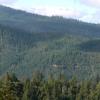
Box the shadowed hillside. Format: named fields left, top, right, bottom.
left=80, top=39, right=100, bottom=52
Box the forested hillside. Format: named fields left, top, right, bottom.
left=0, top=5, right=100, bottom=80
left=0, top=5, right=100, bottom=37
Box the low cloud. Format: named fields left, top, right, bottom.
left=0, top=0, right=17, bottom=5
left=81, top=0, right=100, bottom=8
left=28, top=7, right=82, bottom=19
left=79, top=9, right=100, bottom=23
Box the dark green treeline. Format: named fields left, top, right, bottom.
left=0, top=72, right=100, bottom=100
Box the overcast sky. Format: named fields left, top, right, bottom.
left=0, top=0, right=100, bottom=23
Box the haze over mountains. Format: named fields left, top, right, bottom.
left=0, top=5, right=100, bottom=79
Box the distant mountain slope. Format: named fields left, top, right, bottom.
left=0, top=5, right=100, bottom=37
left=1, top=5, right=100, bottom=80
left=0, top=25, right=99, bottom=80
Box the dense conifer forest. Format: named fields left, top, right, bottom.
left=0, top=72, right=100, bottom=100
left=0, top=5, right=100, bottom=80
left=1, top=6, right=100, bottom=99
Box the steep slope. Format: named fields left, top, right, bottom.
left=0, top=6, right=100, bottom=80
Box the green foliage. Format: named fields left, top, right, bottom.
left=0, top=72, right=100, bottom=100
left=0, top=23, right=100, bottom=80
left=0, top=73, right=23, bottom=100
left=0, top=5, right=100, bottom=80
left=1, top=5, right=100, bottom=100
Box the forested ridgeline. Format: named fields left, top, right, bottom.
left=1, top=5, right=100, bottom=79
left=0, top=72, right=100, bottom=100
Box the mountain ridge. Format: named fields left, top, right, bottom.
left=0, top=5, right=100, bottom=80
left=0, top=5, right=100, bottom=36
